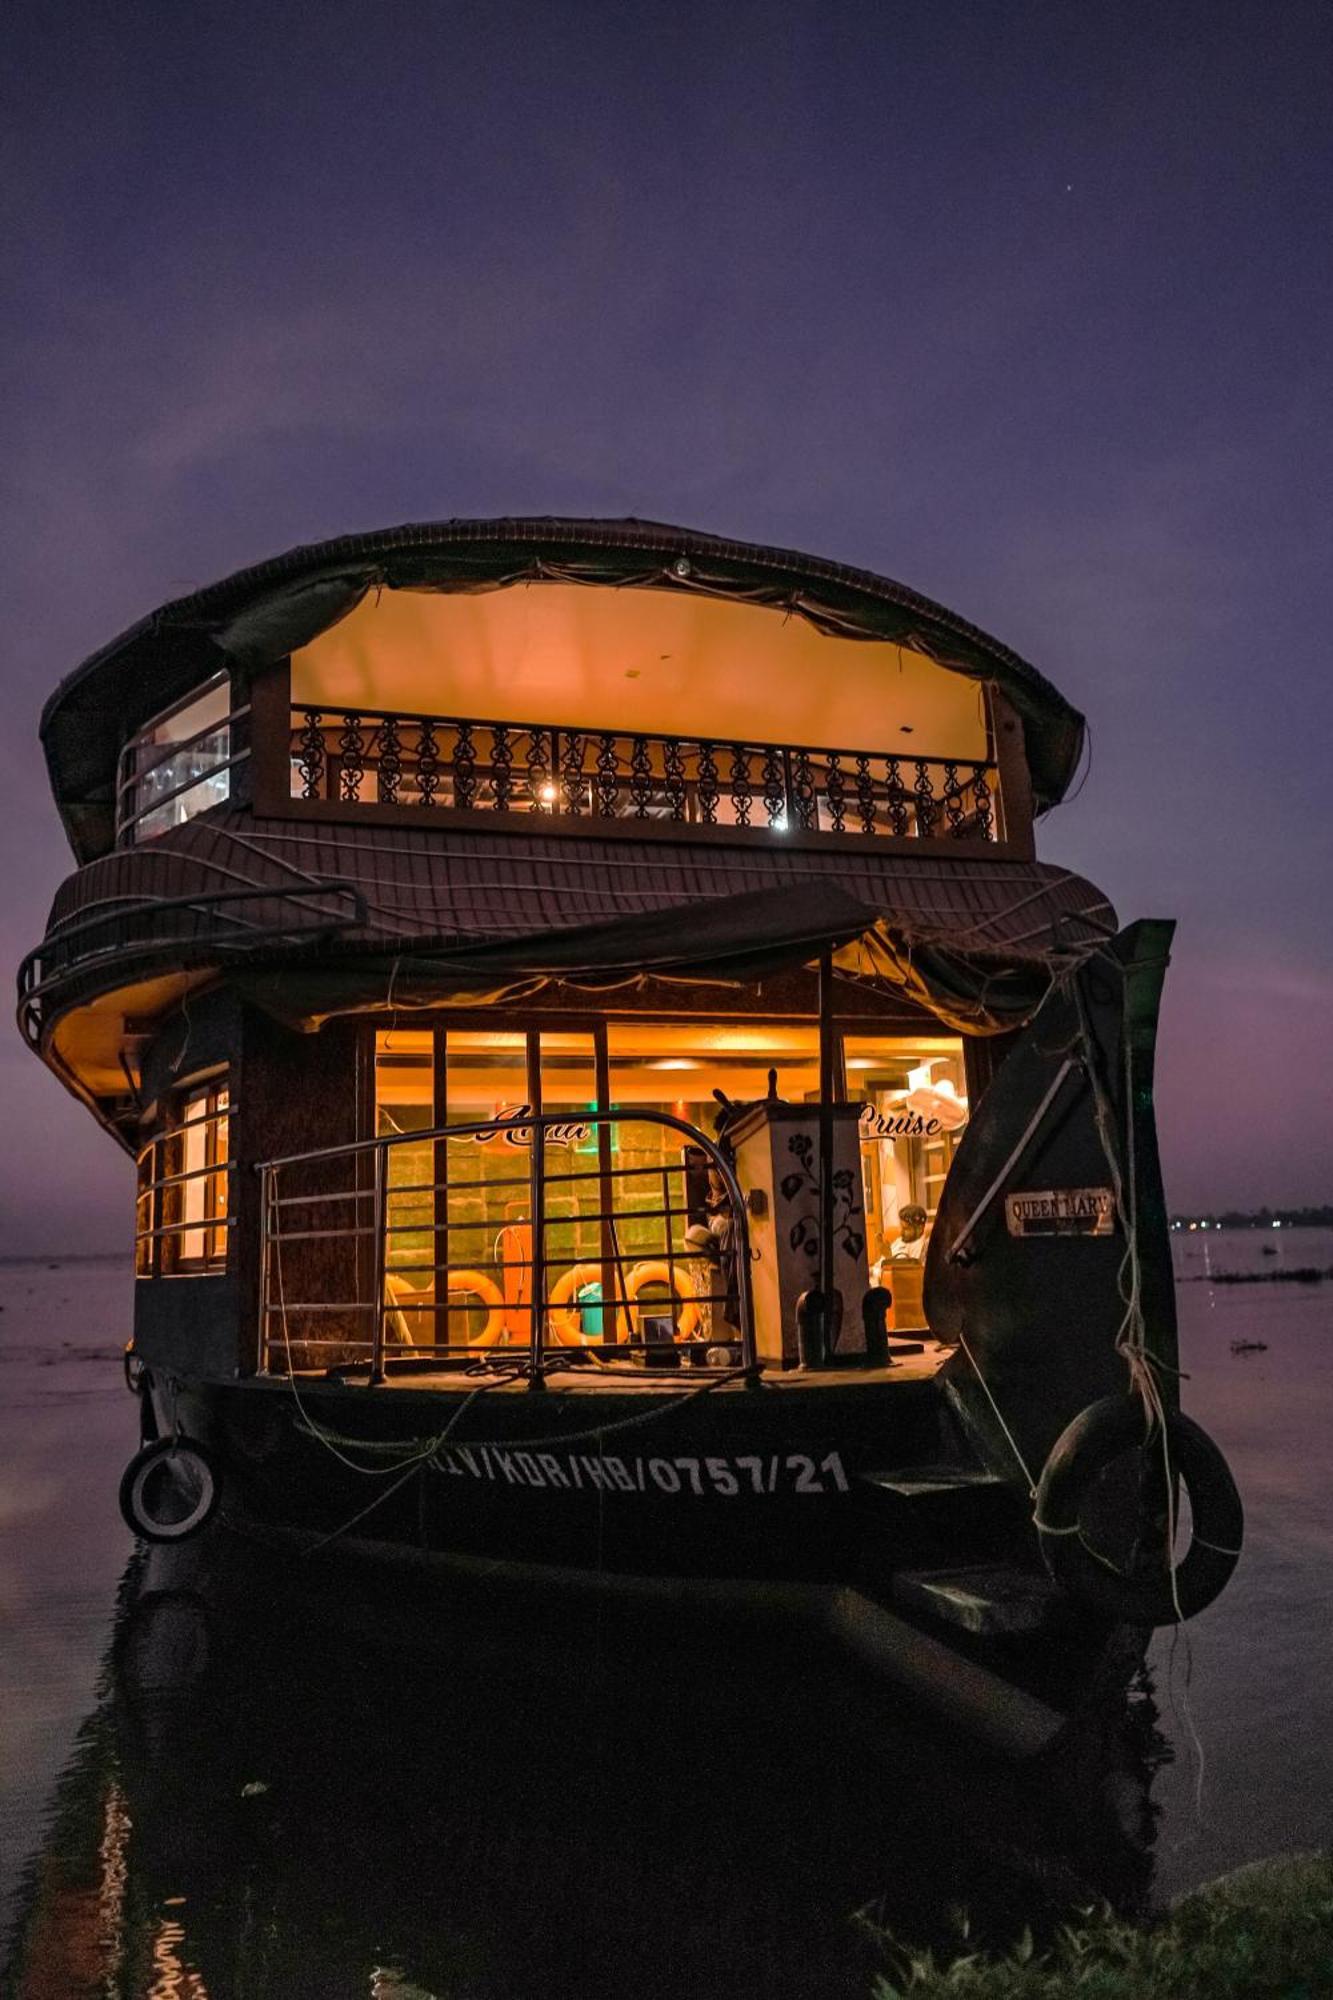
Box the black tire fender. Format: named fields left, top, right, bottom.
left=1034, top=1395, right=1242, bottom=1626
left=118, top=1437, right=221, bottom=1544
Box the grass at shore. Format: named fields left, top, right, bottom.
left=867, top=1854, right=1333, bottom=1998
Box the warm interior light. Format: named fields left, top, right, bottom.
left=290, top=582, right=989, bottom=759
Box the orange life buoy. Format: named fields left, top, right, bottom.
left=626, top=1260, right=702, bottom=1340
left=444, top=1268, right=507, bottom=1347
left=547, top=1262, right=606, bottom=1346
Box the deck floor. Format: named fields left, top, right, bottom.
left=346, top=1342, right=953, bottom=1394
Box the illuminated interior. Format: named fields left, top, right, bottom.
left=135, top=1075, right=231, bottom=1276
left=117, top=674, right=233, bottom=845
left=371, top=1018, right=967, bottom=1349
left=292, top=583, right=990, bottom=760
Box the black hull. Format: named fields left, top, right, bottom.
left=150, top=1371, right=1143, bottom=1745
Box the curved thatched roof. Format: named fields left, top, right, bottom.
left=40, top=516, right=1085, bottom=859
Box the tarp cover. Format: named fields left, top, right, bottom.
left=231, top=881, right=1101, bottom=1036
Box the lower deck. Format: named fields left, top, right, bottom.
left=305, top=1344, right=953, bottom=1393
left=174, top=1341, right=975, bottom=1581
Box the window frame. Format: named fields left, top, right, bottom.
left=116, top=672, right=248, bottom=846
left=135, top=1071, right=233, bottom=1278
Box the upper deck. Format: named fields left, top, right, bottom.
left=21, top=519, right=1106, bottom=1129
left=41, top=516, right=1083, bottom=862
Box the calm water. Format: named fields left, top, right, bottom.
left=1, top=1236, right=1330, bottom=1997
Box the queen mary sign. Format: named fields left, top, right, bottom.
left=1004, top=1188, right=1116, bottom=1237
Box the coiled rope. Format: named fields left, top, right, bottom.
left=268, top=1168, right=749, bottom=1478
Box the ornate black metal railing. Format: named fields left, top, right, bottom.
left=290, top=706, right=999, bottom=842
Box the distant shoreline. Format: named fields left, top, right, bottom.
left=1170, top=1208, right=1333, bottom=1231
left=0, top=1252, right=132, bottom=1267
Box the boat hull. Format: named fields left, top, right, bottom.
left=143, top=1368, right=1142, bottom=1736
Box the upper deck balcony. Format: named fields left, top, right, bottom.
left=40, top=519, right=1083, bottom=866
left=25, top=522, right=1099, bottom=1109
left=110, top=566, right=1041, bottom=857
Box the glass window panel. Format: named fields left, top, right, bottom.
left=531, top=1033, right=600, bottom=1310
left=177, top=1092, right=209, bottom=1263
left=604, top=1020, right=820, bottom=1341
left=443, top=1031, right=533, bottom=1347
left=120, top=675, right=233, bottom=842
left=210, top=1087, right=230, bottom=1263
left=374, top=1031, right=435, bottom=1340
left=135, top=1140, right=155, bottom=1277
left=151, top=1077, right=231, bottom=1274
left=373, top=1027, right=606, bottom=1350
left=841, top=1033, right=968, bottom=1281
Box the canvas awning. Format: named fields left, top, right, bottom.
left=233, top=878, right=1108, bottom=1035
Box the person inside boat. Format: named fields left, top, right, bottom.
left=890, top=1204, right=929, bottom=1262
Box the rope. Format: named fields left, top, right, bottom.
left=269, top=1162, right=748, bottom=1475
left=295, top=1366, right=750, bottom=1462
left=1071, top=958, right=1189, bottom=1629
left=269, top=1169, right=525, bottom=1477
left=950, top=950, right=1197, bottom=1664
left=1074, top=948, right=1208, bottom=1823
left=955, top=1327, right=1038, bottom=1494
left=947, top=1059, right=1078, bottom=1263
left=300, top=1461, right=426, bottom=1556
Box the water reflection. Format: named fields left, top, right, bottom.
left=5, top=1538, right=1170, bottom=2000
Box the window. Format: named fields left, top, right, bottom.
left=840, top=1034, right=969, bottom=1276
left=351, top=1017, right=970, bottom=1361
left=373, top=1027, right=601, bottom=1347
left=368, top=1020, right=825, bottom=1355
left=117, top=675, right=238, bottom=844
left=135, top=1076, right=232, bottom=1276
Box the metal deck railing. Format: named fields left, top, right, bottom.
left=291, top=704, right=1000, bottom=843
left=15, top=882, right=367, bottom=1049
left=258, top=1109, right=757, bottom=1382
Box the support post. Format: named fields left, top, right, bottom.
left=594, top=1027, right=621, bottom=1343
left=432, top=1027, right=450, bottom=1354
left=527, top=1030, right=547, bottom=1390
left=369, top=1144, right=387, bottom=1383
left=818, top=947, right=837, bottom=1352
left=257, top=1164, right=272, bottom=1372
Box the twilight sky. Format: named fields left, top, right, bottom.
left=2, top=0, right=1330, bottom=1252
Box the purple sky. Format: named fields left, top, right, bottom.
left=2, top=1, right=1330, bottom=1252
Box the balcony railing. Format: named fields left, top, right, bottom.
left=16, top=882, right=367, bottom=1050
left=290, top=706, right=999, bottom=842
left=258, top=1109, right=756, bottom=1382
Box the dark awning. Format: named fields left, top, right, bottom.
left=234, top=895, right=1083, bottom=1036
left=232, top=881, right=873, bottom=1024
left=41, top=813, right=1117, bottom=1038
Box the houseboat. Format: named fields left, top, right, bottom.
left=18, top=516, right=1242, bottom=1748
